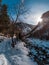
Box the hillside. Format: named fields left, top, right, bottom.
left=15, top=22, right=35, bottom=35
left=31, top=11, right=49, bottom=40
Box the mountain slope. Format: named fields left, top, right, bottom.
left=16, top=22, right=35, bottom=35
left=31, top=11, right=49, bottom=40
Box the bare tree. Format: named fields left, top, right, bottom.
left=15, top=0, right=25, bottom=23
left=9, top=0, right=39, bottom=43
left=8, top=0, right=26, bottom=47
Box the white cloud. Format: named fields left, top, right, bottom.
left=19, top=4, right=49, bottom=25
left=19, top=9, right=42, bottom=25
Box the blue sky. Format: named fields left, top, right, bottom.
left=2, top=0, right=49, bottom=25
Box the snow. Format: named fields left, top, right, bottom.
left=22, top=27, right=31, bottom=35
left=26, top=38, right=49, bottom=51
left=0, top=54, right=10, bottom=65
left=0, top=36, right=49, bottom=65
left=30, top=38, right=49, bottom=48
left=0, top=36, right=4, bottom=39
left=25, top=38, right=49, bottom=65
left=0, top=36, right=37, bottom=65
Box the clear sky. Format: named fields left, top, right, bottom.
left=2, top=0, right=49, bottom=25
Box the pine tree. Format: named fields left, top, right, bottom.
left=0, top=0, right=10, bottom=32
left=0, top=0, right=2, bottom=31
left=1, top=4, right=10, bottom=26
left=0, top=0, right=2, bottom=18
left=0, top=0, right=2, bottom=11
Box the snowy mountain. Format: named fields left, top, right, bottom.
left=31, top=11, right=49, bottom=40
left=16, top=22, right=35, bottom=35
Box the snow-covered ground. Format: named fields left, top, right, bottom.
left=0, top=37, right=37, bottom=65
left=25, top=38, right=49, bottom=65
left=0, top=36, right=49, bottom=65
left=26, top=38, right=49, bottom=48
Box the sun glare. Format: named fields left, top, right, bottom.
left=37, top=17, right=42, bottom=22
